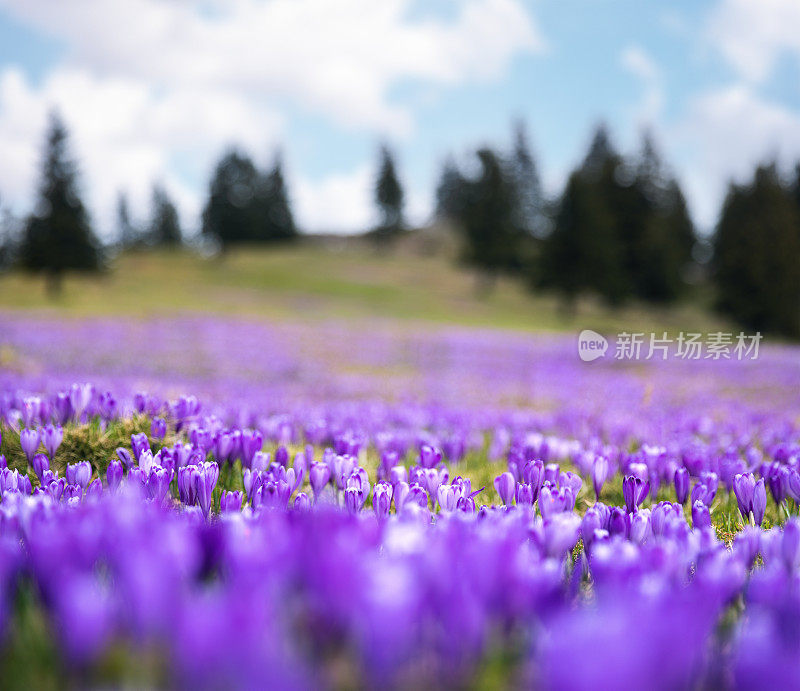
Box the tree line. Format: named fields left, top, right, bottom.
left=1, top=111, right=799, bottom=337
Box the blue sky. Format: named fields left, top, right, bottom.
left=0, top=0, right=799, bottom=237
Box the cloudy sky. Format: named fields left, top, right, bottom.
left=0, top=0, right=799, bottom=237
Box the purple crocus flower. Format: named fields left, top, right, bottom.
left=516, top=482, right=534, bottom=506
left=116, top=447, right=133, bottom=469
left=437, top=483, right=459, bottom=513
left=42, top=424, right=64, bottom=458
left=393, top=481, right=410, bottom=511
left=404, top=483, right=429, bottom=511
left=147, top=466, right=172, bottom=504
left=66, top=461, right=92, bottom=490
left=19, top=428, right=41, bottom=463
left=622, top=475, right=649, bottom=513
left=150, top=418, right=167, bottom=440
left=275, top=446, right=289, bottom=467
left=294, top=492, right=311, bottom=511
left=522, top=459, right=545, bottom=498
left=592, top=456, right=609, bottom=500
left=673, top=467, right=689, bottom=504
left=768, top=465, right=790, bottom=507
left=390, top=465, right=408, bottom=486
left=753, top=478, right=767, bottom=527
left=220, top=490, right=243, bottom=513
left=238, top=429, right=263, bottom=469
left=344, top=487, right=361, bottom=515
left=194, top=463, right=219, bottom=518
left=493, top=472, right=516, bottom=506
left=347, top=468, right=371, bottom=508
left=130, top=433, right=150, bottom=461
left=734, top=473, right=756, bottom=522
left=692, top=500, right=712, bottom=530
left=373, top=482, right=393, bottom=518
left=106, top=459, right=123, bottom=492
left=544, top=463, right=560, bottom=485
left=69, top=383, right=93, bottom=421
left=309, top=462, right=331, bottom=499
left=32, top=453, right=50, bottom=481
left=418, top=444, right=442, bottom=469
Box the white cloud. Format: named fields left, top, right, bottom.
left=620, top=45, right=664, bottom=126
left=0, top=66, right=283, bottom=238
left=708, top=0, right=800, bottom=82
left=669, top=84, right=800, bottom=229
left=0, top=0, right=542, bottom=233
left=0, top=0, right=543, bottom=135
left=293, top=165, right=375, bottom=234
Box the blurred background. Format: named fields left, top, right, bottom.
left=0, top=0, right=798, bottom=337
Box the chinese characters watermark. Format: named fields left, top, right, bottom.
left=578, top=330, right=761, bottom=362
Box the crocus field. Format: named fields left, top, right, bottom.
left=1, top=313, right=800, bottom=689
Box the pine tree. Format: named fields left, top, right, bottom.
left=116, top=192, right=140, bottom=248
left=511, top=121, right=545, bottom=236
left=202, top=149, right=296, bottom=249
left=539, top=170, right=620, bottom=304
left=149, top=185, right=182, bottom=246
left=629, top=134, right=695, bottom=302
left=374, top=144, right=404, bottom=243
left=19, top=111, right=100, bottom=293
left=713, top=164, right=800, bottom=337
left=435, top=156, right=466, bottom=220
left=539, top=125, right=629, bottom=304
left=259, top=153, right=297, bottom=242
left=458, top=148, right=523, bottom=291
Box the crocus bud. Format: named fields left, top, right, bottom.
left=692, top=500, right=711, bottom=530
left=592, top=456, right=609, bottom=500
left=130, top=433, right=150, bottom=461
left=18, top=474, right=32, bottom=495
left=66, top=461, right=92, bottom=490
left=275, top=446, right=289, bottom=467
left=390, top=465, right=408, bottom=486
left=753, top=478, right=767, bottom=527
left=344, top=487, right=361, bottom=515
left=116, top=448, right=133, bottom=469
left=622, top=475, right=649, bottom=513
left=220, top=490, right=243, bottom=513
left=309, top=462, right=331, bottom=498
left=674, top=467, right=689, bottom=504
left=69, top=383, right=93, bottom=420
left=373, top=482, right=393, bottom=518
left=106, top=459, right=123, bottom=491
left=150, top=418, right=167, bottom=440
left=238, top=429, right=263, bottom=469
left=32, top=453, right=50, bottom=481
left=394, top=481, right=410, bottom=511
left=493, top=472, right=516, bottom=506
left=544, top=463, right=560, bottom=485
left=19, top=428, right=41, bottom=463
left=419, top=444, right=442, bottom=469
left=42, top=424, right=64, bottom=459
left=733, top=473, right=756, bottom=522
left=251, top=451, right=270, bottom=472
left=85, top=479, right=103, bottom=501
left=294, top=492, right=311, bottom=511
left=515, top=482, right=534, bottom=506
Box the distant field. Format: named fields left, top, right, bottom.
left=0, top=242, right=729, bottom=335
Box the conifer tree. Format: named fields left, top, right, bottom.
left=511, top=121, right=545, bottom=236
left=260, top=154, right=297, bottom=241
left=116, top=192, right=140, bottom=248
left=713, top=164, right=800, bottom=337
left=149, top=185, right=182, bottom=246
left=19, top=111, right=100, bottom=293
left=458, top=148, right=523, bottom=291
left=374, top=144, right=404, bottom=243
